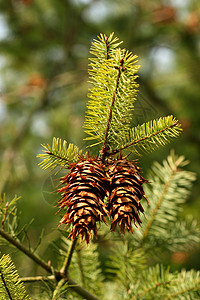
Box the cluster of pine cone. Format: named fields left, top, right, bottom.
left=57, top=157, right=148, bottom=243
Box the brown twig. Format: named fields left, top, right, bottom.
left=101, top=59, right=124, bottom=160
left=0, top=228, right=99, bottom=300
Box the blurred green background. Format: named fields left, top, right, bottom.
left=0, top=0, right=199, bottom=277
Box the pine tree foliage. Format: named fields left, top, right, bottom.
left=101, top=153, right=200, bottom=299
left=1, top=33, right=196, bottom=299
left=68, top=241, right=104, bottom=297
left=84, top=33, right=140, bottom=148
left=133, top=151, right=199, bottom=250
left=106, top=262, right=200, bottom=300
left=165, top=216, right=200, bottom=252
left=120, top=115, right=182, bottom=155
left=83, top=33, right=181, bottom=153
left=167, top=269, right=200, bottom=300
left=0, top=254, right=30, bottom=300
left=131, top=264, right=175, bottom=299
left=37, top=137, right=85, bottom=173
left=0, top=194, right=21, bottom=245
left=131, top=265, right=200, bottom=300
left=106, top=241, right=146, bottom=287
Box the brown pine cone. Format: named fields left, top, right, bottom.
left=57, top=158, right=108, bottom=243
left=106, top=159, right=148, bottom=234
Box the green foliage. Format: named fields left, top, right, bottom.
left=100, top=152, right=200, bottom=299
left=83, top=33, right=181, bottom=153
left=133, top=151, right=199, bottom=251
left=68, top=241, right=104, bottom=297
left=37, top=137, right=85, bottom=173
left=0, top=194, right=21, bottom=244
left=1, top=152, right=200, bottom=299
left=121, top=115, right=182, bottom=155
left=37, top=33, right=181, bottom=169
left=84, top=33, right=140, bottom=148
left=106, top=242, right=146, bottom=289
left=0, top=254, right=30, bottom=300
left=132, top=265, right=200, bottom=299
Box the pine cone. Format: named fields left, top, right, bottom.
left=106, top=159, right=148, bottom=234
left=58, top=158, right=108, bottom=243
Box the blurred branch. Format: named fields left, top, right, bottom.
left=0, top=227, right=99, bottom=300
left=60, top=239, right=77, bottom=275
left=0, top=227, right=53, bottom=274
left=20, top=275, right=55, bottom=282
left=52, top=278, right=66, bottom=300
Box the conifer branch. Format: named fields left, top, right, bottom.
left=37, top=137, right=84, bottom=173
left=132, top=279, right=172, bottom=299
left=84, top=33, right=140, bottom=149
left=136, top=151, right=197, bottom=248
left=164, top=270, right=200, bottom=299
left=0, top=254, right=31, bottom=300
left=0, top=228, right=99, bottom=300
left=0, top=271, right=13, bottom=300
left=141, top=171, right=174, bottom=244
left=119, top=116, right=182, bottom=155
left=0, top=227, right=53, bottom=274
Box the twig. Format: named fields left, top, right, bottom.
left=0, top=228, right=99, bottom=300
left=20, top=275, right=55, bottom=282
left=101, top=59, right=124, bottom=159
left=131, top=280, right=172, bottom=299
left=52, top=278, right=66, bottom=300
left=67, top=279, right=100, bottom=300
left=0, top=228, right=53, bottom=274
left=59, top=239, right=77, bottom=275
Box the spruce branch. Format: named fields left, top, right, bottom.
left=131, top=265, right=174, bottom=299
left=0, top=254, right=31, bottom=300
left=0, top=228, right=100, bottom=300
left=119, top=116, right=182, bottom=155
left=90, top=32, right=123, bottom=61
left=37, top=137, right=84, bottom=173
left=0, top=227, right=53, bottom=274
left=164, top=269, right=200, bottom=299
left=136, top=151, right=196, bottom=247
left=84, top=33, right=140, bottom=150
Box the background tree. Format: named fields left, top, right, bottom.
left=0, top=0, right=200, bottom=297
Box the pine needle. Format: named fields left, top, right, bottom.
left=37, top=137, right=85, bottom=174
left=0, top=254, right=30, bottom=300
